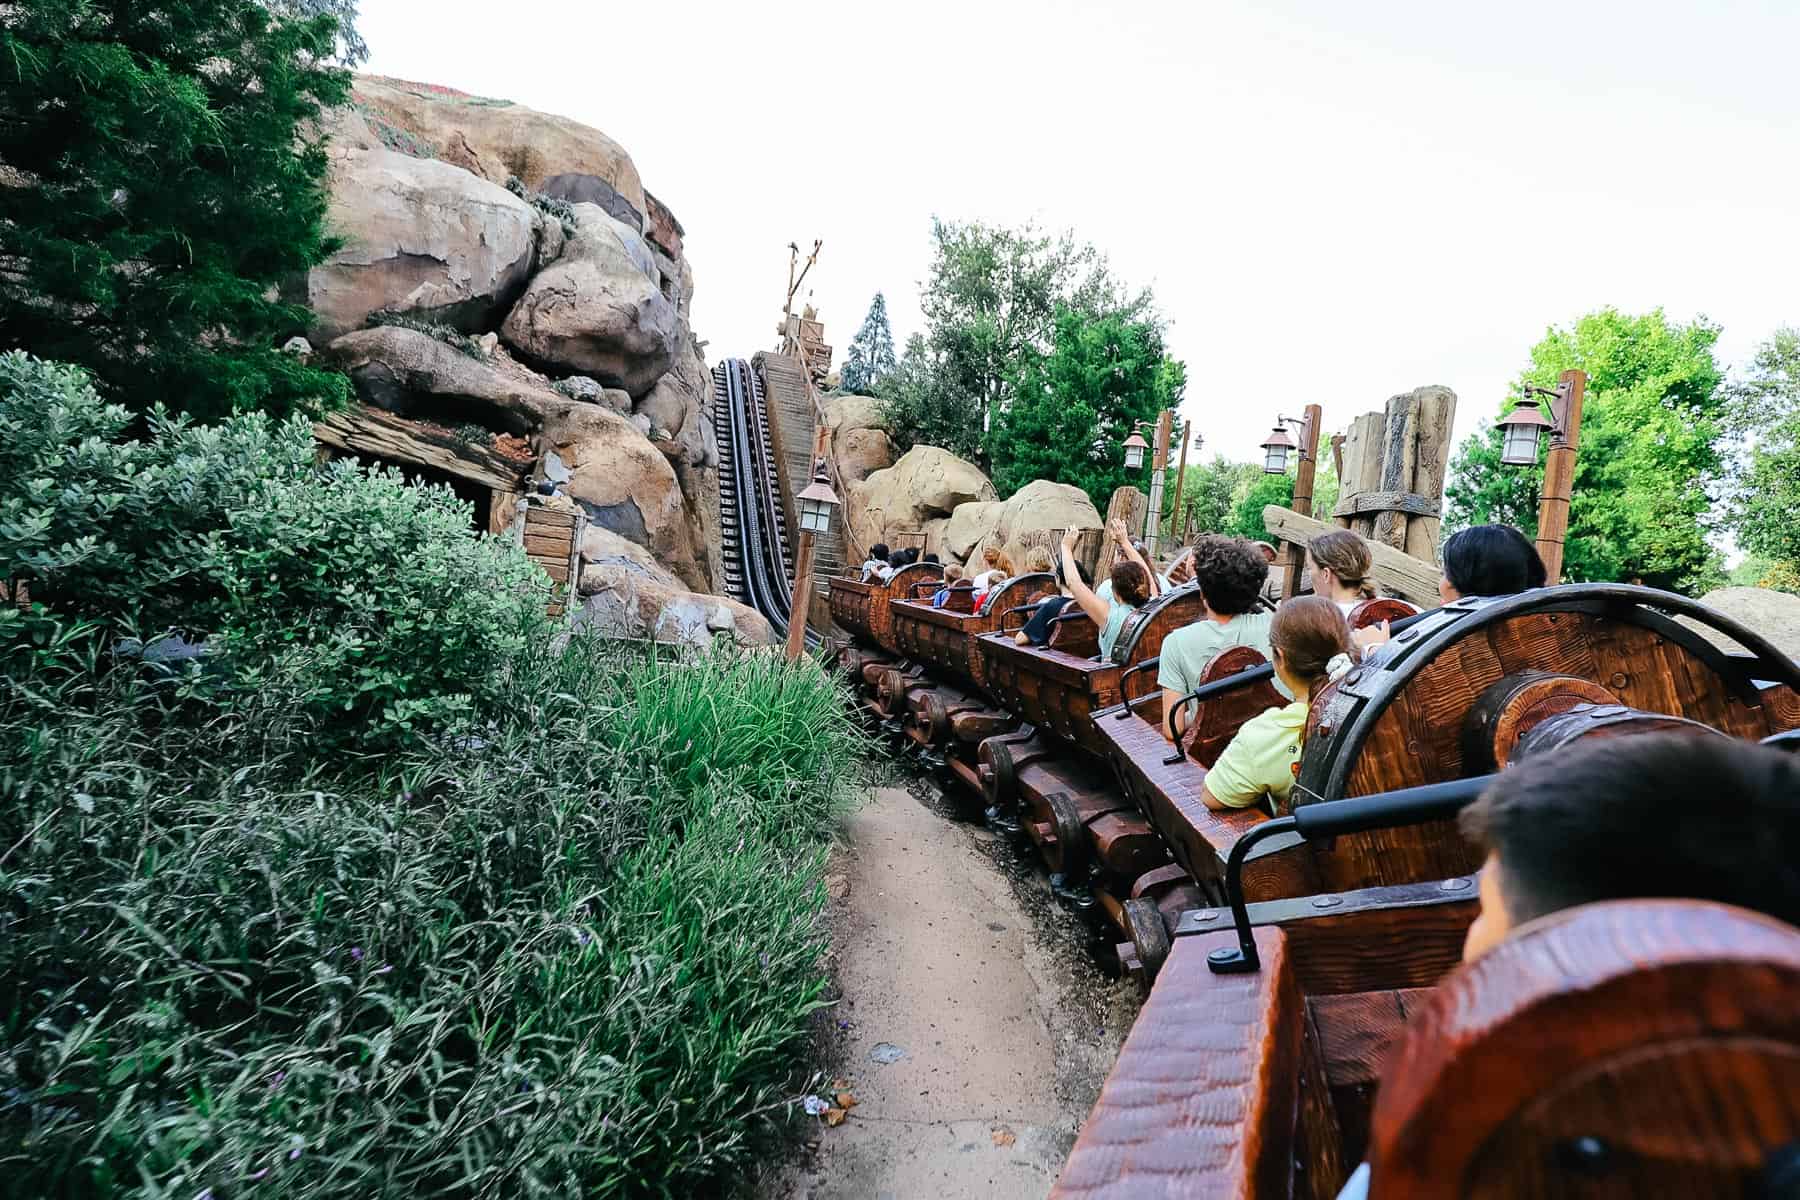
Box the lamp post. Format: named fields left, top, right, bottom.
left=1258, top=406, right=1322, bottom=599
left=1497, top=369, right=1586, bottom=585
left=1121, top=411, right=1176, bottom=557
left=786, top=452, right=840, bottom=663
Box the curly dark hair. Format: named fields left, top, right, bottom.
left=1189, top=535, right=1269, bottom=616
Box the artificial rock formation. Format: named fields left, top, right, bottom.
left=308, top=141, right=539, bottom=342
left=307, top=75, right=720, bottom=599
left=824, top=394, right=897, bottom=484
left=948, top=479, right=1103, bottom=571
left=1692, top=587, right=1800, bottom=662
left=501, top=204, right=680, bottom=395
left=847, top=445, right=997, bottom=560
left=575, top=527, right=775, bottom=650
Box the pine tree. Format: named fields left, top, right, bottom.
left=0, top=0, right=353, bottom=421
left=840, top=292, right=898, bottom=395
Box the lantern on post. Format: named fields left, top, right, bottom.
left=1260, top=424, right=1298, bottom=474
left=1121, top=430, right=1150, bottom=471
left=785, top=456, right=840, bottom=662
left=1496, top=372, right=1588, bottom=585
left=797, top=466, right=840, bottom=534
left=1497, top=393, right=1555, bottom=466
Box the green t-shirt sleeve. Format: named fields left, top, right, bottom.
left=1206, top=701, right=1306, bottom=809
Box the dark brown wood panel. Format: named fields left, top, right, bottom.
left=1051, top=929, right=1305, bottom=1200
left=1371, top=900, right=1800, bottom=1200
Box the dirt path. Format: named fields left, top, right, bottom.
left=769, top=782, right=1137, bottom=1199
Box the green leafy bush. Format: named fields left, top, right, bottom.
left=0, top=352, right=550, bottom=746
left=0, top=637, right=858, bottom=1197
left=0, top=353, right=864, bottom=1196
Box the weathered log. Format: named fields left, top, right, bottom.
left=1405, top=387, right=1457, bottom=563
left=1263, top=505, right=1443, bottom=606
left=1338, top=412, right=1387, bottom=536
left=1373, top=392, right=1421, bottom=549
left=315, top=404, right=531, bottom=493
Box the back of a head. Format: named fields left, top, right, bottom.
left=1190, top=536, right=1269, bottom=616
left=1309, top=529, right=1376, bottom=599
left=870, top=543, right=890, bottom=563
left=1025, top=548, right=1054, bottom=575
left=1111, top=560, right=1151, bottom=607
left=1270, top=595, right=1352, bottom=685
left=983, top=545, right=1001, bottom=568
left=1441, top=524, right=1545, bottom=598
left=923, top=551, right=940, bottom=565
left=1460, top=733, right=1800, bottom=929
left=944, top=564, right=964, bottom=584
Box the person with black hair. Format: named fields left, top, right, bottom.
left=1359, top=524, right=1547, bottom=653
left=1438, top=523, right=1545, bottom=602
left=860, top=543, right=891, bottom=583
left=1458, top=732, right=1800, bottom=961
left=1331, top=731, right=1800, bottom=1200
left=923, top=551, right=940, bottom=565
left=1156, top=536, right=1275, bottom=742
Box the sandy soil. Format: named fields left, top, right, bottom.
left=762, top=779, right=1138, bottom=1199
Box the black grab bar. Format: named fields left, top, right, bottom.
left=1206, top=774, right=1495, bottom=975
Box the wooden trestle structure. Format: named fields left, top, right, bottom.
left=827, top=563, right=1800, bottom=1198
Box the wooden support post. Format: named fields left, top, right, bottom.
left=1170, top=422, right=1196, bottom=546
left=785, top=527, right=817, bottom=662
left=1373, top=393, right=1421, bottom=549
left=1534, top=369, right=1586, bottom=585
left=1281, top=403, right=1323, bottom=600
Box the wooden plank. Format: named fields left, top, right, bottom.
left=1262, top=505, right=1443, bottom=606
left=1404, top=387, right=1457, bottom=563
left=1331, top=491, right=1441, bottom=519
left=1339, top=412, right=1387, bottom=537
left=523, top=532, right=573, bottom=557
left=523, top=507, right=579, bottom=529
left=1051, top=929, right=1305, bottom=1199
left=313, top=404, right=530, bottom=493
left=1100, top=487, right=1147, bottom=575
left=1373, top=393, right=1420, bottom=549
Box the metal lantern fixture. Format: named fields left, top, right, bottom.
left=1260, top=425, right=1297, bottom=474
left=1497, top=395, right=1555, bottom=466
left=797, top=463, right=839, bottom=534
left=1122, top=430, right=1150, bottom=471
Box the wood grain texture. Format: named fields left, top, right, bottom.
left=1097, top=703, right=1316, bottom=903
left=1052, top=929, right=1305, bottom=1200
left=1263, top=505, right=1443, bottom=606
left=1371, top=899, right=1800, bottom=1200
left=1318, top=608, right=1797, bottom=895
left=314, top=404, right=531, bottom=492
left=868, top=562, right=943, bottom=653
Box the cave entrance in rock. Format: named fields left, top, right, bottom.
left=345, top=450, right=504, bottom=534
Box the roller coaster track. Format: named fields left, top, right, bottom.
left=713, top=358, right=818, bottom=647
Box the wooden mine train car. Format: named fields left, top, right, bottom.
left=830, top=569, right=1800, bottom=1197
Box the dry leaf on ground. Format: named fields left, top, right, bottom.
left=991, top=1127, right=1017, bottom=1147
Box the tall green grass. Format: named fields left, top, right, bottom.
left=0, top=634, right=862, bottom=1198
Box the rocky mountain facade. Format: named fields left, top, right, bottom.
left=303, top=76, right=752, bottom=644
left=823, top=395, right=1104, bottom=574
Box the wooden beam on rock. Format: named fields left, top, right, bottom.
left=314, top=404, right=532, bottom=494
left=1263, top=505, right=1443, bottom=607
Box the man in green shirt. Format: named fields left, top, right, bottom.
left=1157, top=536, right=1276, bottom=743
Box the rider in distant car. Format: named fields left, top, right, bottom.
left=1057, top=526, right=1153, bottom=661
left=1157, top=536, right=1275, bottom=742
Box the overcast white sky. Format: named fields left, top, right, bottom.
left=361, top=0, right=1799, bottom=463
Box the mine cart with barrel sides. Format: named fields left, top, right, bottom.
left=829, top=568, right=1800, bottom=1197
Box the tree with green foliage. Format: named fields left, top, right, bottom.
left=875, top=333, right=986, bottom=462
left=264, top=0, right=368, bottom=63
left=0, top=0, right=353, bottom=422
left=986, top=308, right=1183, bottom=501
left=840, top=292, right=897, bottom=395
left=1444, top=308, right=1727, bottom=593
left=879, top=218, right=1154, bottom=463
left=1724, top=327, right=1800, bottom=585
left=1225, top=471, right=1296, bottom=541
left=1164, top=456, right=1260, bottom=539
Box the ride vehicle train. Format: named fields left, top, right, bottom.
left=827, top=553, right=1800, bottom=1198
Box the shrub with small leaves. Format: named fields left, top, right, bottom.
left=366, top=311, right=490, bottom=360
